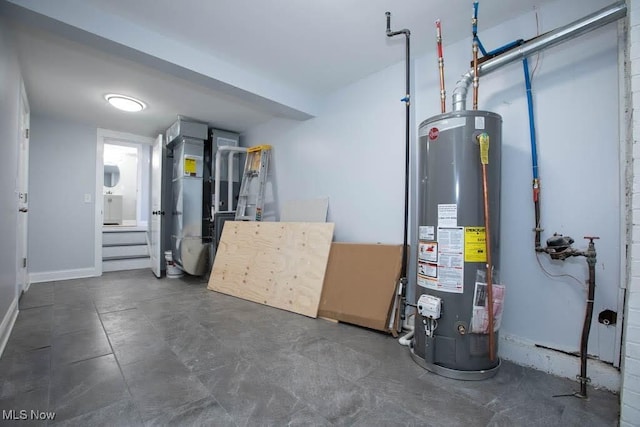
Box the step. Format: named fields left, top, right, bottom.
left=103, top=257, right=150, bottom=272
left=103, top=231, right=147, bottom=246
left=102, top=255, right=149, bottom=261
left=103, top=245, right=149, bottom=259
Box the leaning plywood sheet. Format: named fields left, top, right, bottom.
left=208, top=221, right=334, bottom=318
left=318, top=243, right=403, bottom=332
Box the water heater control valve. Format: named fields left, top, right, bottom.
left=417, top=294, right=442, bottom=319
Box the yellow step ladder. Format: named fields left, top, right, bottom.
left=235, top=145, right=271, bottom=221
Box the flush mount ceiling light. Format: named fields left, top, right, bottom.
left=104, top=94, right=146, bottom=112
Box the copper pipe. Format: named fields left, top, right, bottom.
left=436, top=20, right=446, bottom=113
left=478, top=133, right=495, bottom=360
left=472, top=39, right=479, bottom=110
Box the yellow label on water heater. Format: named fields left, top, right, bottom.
left=478, top=133, right=490, bottom=165
left=464, top=227, right=487, bottom=262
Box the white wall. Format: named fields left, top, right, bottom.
left=244, top=0, right=622, bottom=388
left=28, top=115, right=96, bottom=276
left=243, top=60, right=405, bottom=243
left=0, top=16, right=23, bottom=350
left=622, top=0, right=640, bottom=424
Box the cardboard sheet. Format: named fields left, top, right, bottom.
left=318, top=243, right=403, bottom=332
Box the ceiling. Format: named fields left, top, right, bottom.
left=5, top=0, right=565, bottom=136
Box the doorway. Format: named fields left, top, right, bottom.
left=95, top=129, right=153, bottom=275
left=103, top=143, right=141, bottom=227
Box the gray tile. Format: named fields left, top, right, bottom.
left=50, top=399, right=144, bottom=427
left=53, top=285, right=94, bottom=307
left=486, top=413, right=519, bottom=427
left=52, top=306, right=103, bottom=336
left=11, top=305, right=53, bottom=333
left=51, top=354, right=129, bottom=422
left=0, top=386, right=50, bottom=426
left=108, top=328, right=172, bottom=366
left=294, top=337, right=380, bottom=381
left=94, top=298, right=139, bottom=314
left=286, top=407, right=332, bottom=427
left=560, top=406, right=618, bottom=427
left=136, top=294, right=201, bottom=320
left=358, top=367, right=495, bottom=427
left=100, top=308, right=154, bottom=335
left=197, top=358, right=309, bottom=427
left=20, top=283, right=54, bottom=309
left=254, top=351, right=374, bottom=425
left=120, top=354, right=210, bottom=421
left=488, top=399, right=563, bottom=426
left=144, top=397, right=235, bottom=427
left=5, top=306, right=53, bottom=354
left=3, top=329, right=51, bottom=355
left=51, top=326, right=112, bottom=366
left=164, top=330, right=240, bottom=374
left=0, top=347, right=50, bottom=398
left=148, top=312, right=204, bottom=340
left=352, top=400, right=430, bottom=427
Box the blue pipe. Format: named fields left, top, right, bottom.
left=475, top=37, right=488, bottom=56
left=486, top=39, right=524, bottom=57
left=523, top=57, right=539, bottom=180
left=473, top=1, right=479, bottom=35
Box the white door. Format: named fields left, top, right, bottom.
left=150, top=133, right=163, bottom=277
left=16, top=83, right=30, bottom=294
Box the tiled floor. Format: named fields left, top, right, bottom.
left=0, top=270, right=619, bottom=426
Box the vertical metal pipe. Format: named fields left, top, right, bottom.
left=523, top=58, right=542, bottom=249
left=436, top=20, right=446, bottom=113
left=578, top=238, right=598, bottom=398
left=402, top=34, right=410, bottom=282
left=472, top=1, right=480, bottom=110
left=473, top=40, right=479, bottom=110
left=478, top=133, right=495, bottom=360
left=227, top=153, right=234, bottom=210
left=385, top=12, right=411, bottom=287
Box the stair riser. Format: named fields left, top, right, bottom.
left=103, top=232, right=146, bottom=246
left=103, top=258, right=150, bottom=272
left=103, top=245, right=149, bottom=258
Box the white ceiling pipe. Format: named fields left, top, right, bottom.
left=452, top=1, right=627, bottom=112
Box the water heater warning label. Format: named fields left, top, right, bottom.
left=464, top=227, right=487, bottom=263
left=437, top=204, right=457, bottom=228
left=417, top=227, right=464, bottom=294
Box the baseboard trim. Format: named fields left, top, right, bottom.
left=29, top=267, right=98, bottom=284
left=0, top=297, right=19, bottom=358
left=499, top=333, right=620, bottom=392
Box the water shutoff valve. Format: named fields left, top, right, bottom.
left=418, top=294, right=442, bottom=319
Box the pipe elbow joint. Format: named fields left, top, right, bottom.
left=452, top=71, right=473, bottom=111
